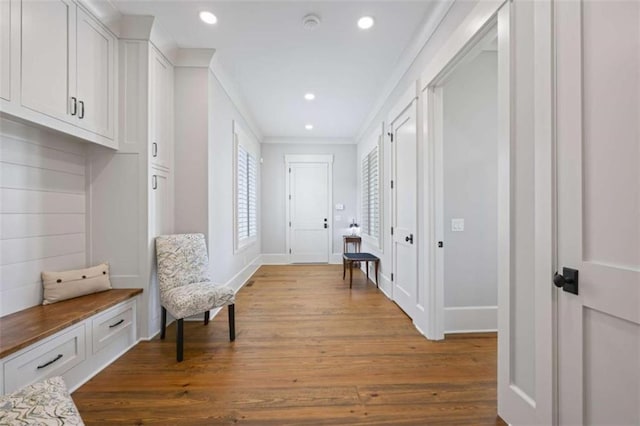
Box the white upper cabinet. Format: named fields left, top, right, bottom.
left=75, top=7, right=115, bottom=139
left=20, top=0, right=75, bottom=122
left=0, top=0, right=11, bottom=101
left=1, top=0, right=117, bottom=149
left=150, top=48, right=172, bottom=169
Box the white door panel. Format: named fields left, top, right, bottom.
left=289, top=162, right=330, bottom=263
left=392, top=100, right=418, bottom=318
left=556, top=1, right=640, bottom=424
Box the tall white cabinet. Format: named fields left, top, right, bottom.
left=1, top=0, right=117, bottom=148
left=88, top=22, right=175, bottom=339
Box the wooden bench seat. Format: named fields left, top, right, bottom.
left=0, top=289, right=142, bottom=359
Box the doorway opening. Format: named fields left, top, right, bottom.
left=434, top=28, right=499, bottom=336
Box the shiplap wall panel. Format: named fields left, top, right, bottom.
left=1, top=213, right=85, bottom=239
left=0, top=118, right=87, bottom=316
left=0, top=253, right=86, bottom=291
left=1, top=188, right=85, bottom=213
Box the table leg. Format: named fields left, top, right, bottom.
left=375, top=260, right=379, bottom=288
left=343, top=257, right=346, bottom=279
left=349, top=260, right=353, bottom=289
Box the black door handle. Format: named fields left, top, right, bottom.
left=553, top=267, right=579, bottom=295
left=70, top=97, right=77, bottom=116
left=78, top=100, right=85, bottom=119
left=405, top=234, right=414, bottom=244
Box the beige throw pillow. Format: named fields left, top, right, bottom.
left=42, top=263, right=112, bottom=305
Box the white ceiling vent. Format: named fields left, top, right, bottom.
left=302, top=14, right=321, bottom=31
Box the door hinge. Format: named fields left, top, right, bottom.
left=391, top=227, right=394, bottom=235
left=390, top=180, right=394, bottom=189
left=289, top=221, right=291, bottom=227
left=289, top=248, right=292, bottom=254
left=388, top=132, right=393, bottom=142
left=289, top=194, right=291, bottom=200
left=289, top=167, right=291, bottom=173
left=391, top=273, right=394, bottom=282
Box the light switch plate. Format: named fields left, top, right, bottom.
left=451, top=218, right=464, bottom=232
left=335, top=203, right=344, bottom=211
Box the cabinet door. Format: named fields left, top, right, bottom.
left=150, top=50, right=171, bottom=169
left=76, top=6, right=115, bottom=138
left=150, top=170, right=172, bottom=238
left=20, top=0, right=75, bottom=122
left=0, top=0, right=11, bottom=101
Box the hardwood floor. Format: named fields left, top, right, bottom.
left=73, top=265, right=505, bottom=425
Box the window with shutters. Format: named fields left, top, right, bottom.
left=361, top=144, right=380, bottom=243
left=235, top=131, right=258, bottom=251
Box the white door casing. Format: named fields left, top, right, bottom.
left=391, top=95, right=418, bottom=319
left=556, top=1, right=640, bottom=424
left=285, top=155, right=333, bottom=264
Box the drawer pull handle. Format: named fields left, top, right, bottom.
left=37, top=354, right=63, bottom=369
left=109, top=319, right=125, bottom=328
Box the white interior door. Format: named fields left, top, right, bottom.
left=392, top=99, right=418, bottom=318
left=556, top=1, right=640, bottom=424
left=288, top=162, right=330, bottom=263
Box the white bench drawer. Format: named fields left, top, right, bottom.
left=3, top=324, right=86, bottom=393
left=92, top=300, right=134, bottom=354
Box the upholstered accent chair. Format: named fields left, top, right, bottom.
left=155, top=233, right=236, bottom=362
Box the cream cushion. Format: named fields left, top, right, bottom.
left=42, top=263, right=112, bottom=305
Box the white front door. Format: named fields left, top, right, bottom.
left=391, top=99, right=418, bottom=318
left=288, top=161, right=330, bottom=263
left=556, top=1, right=640, bottom=424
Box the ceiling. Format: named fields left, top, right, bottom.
left=112, top=1, right=438, bottom=140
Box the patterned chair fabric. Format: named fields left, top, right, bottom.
left=156, top=234, right=235, bottom=319
left=0, top=376, right=84, bottom=425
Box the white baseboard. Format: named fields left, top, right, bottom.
left=261, top=253, right=343, bottom=265
left=444, top=306, right=498, bottom=334
left=260, top=253, right=289, bottom=264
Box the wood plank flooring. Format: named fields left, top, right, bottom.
left=73, top=265, right=505, bottom=425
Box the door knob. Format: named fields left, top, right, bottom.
left=405, top=234, right=414, bottom=244
left=553, top=267, right=579, bottom=295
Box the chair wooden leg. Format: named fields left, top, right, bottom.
left=160, top=307, right=167, bottom=340
left=342, top=258, right=346, bottom=279
left=176, top=319, right=184, bottom=362
left=204, top=310, right=210, bottom=325
left=349, top=261, right=353, bottom=289
left=228, top=304, right=236, bottom=342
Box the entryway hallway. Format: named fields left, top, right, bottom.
left=73, top=265, right=504, bottom=425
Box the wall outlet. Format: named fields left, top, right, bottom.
left=335, top=203, right=345, bottom=211
left=451, top=218, right=465, bottom=232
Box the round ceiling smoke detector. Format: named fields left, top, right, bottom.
left=302, top=14, right=321, bottom=31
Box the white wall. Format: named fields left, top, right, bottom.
left=0, top=118, right=87, bottom=316
left=174, top=68, right=261, bottom=289
left=261, top=143, right=357, bottom=260
left=208, top=71, right=261, bottom=285
left=356, top=1, right=479, bottom=301
left=442, top=51, right=498, bottom=332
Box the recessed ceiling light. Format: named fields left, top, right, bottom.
left=305, top=124, right=314, bottom=130
left=304, top=93, right=315, bottom=101
left=199, top=11, right=217, bottom=25
left=357, top=16, right=375, bottom=30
